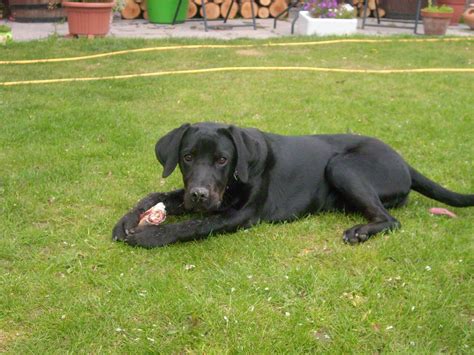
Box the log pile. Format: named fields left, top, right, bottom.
left=121, top=0, right=386, bottom=21
left=121, top=0, right=290, bottom=20
left=121, top=0, right=148, bottom=19
left=352, top=0, right=385, bottom=18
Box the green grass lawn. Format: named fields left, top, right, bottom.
left=0, top=36, right=473, bottom=353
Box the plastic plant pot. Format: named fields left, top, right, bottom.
left=147, top=0, right=189, bottom=24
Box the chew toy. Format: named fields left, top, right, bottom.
left=429, top=207, right=457, bottom=218
left=138, top=202, right=167, bottom=226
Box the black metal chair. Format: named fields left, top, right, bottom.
left=360, top=0, right=423, bottom=34
left=172, top=0, right=257, bottom=32
left=273, top=0, right=303, bottom=34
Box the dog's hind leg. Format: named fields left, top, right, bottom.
left=326, top=156, right=407, bottom=244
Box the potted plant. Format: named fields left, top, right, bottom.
left=463, top=3, right=474, bottom=30
left=436, top=0, right=465, bottom=25
left=62, top=0, right=116, bottom=37
left=297, top=0, right=357, bottom=36
left=0, top=25, right=12, bottom=45
left=146, top=0, right=189, bottom=24
left=421, top=0, right=454, bottom=35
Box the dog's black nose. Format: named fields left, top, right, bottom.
left=190, top=187, right=209, bottom=203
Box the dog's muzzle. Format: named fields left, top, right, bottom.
left=190, top=187, right=209, bottom=204
left=185, top=186, right=222, bottom=212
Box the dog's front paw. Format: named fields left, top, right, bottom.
left=112, top=213, right=140, bottom=242
left=124, top=225, right=176, bottom=248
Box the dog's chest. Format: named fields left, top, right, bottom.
left=259, top=167, right=331, bottom=222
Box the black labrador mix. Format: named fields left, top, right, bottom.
left=113, top=122, right=473, bottom=248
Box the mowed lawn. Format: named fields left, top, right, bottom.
left=0, top=37, right=473, bottom=353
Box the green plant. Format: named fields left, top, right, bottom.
left=336, top=4, right=356, bottom=19
left=0, top=24, right=12, bottom=44
left=303, top=0, right=356, bottom=19
left=0, top=24, right=11, bottom=33
left=113, top=0, right=125, bottom=12
left=422, top=0, right=454, bottom=13
left=62, top=0, right=122, bottom=11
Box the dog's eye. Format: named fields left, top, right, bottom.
left=183, top=154, right=193, bottom=162
left=217, top=157, right=227, bottom=165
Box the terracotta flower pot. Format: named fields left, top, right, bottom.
left=436, top=0, right=465, bottom=25
left=421, top=10, right=453, bottom=35
left=63, top=1, right=115, bottom=37
left=463, top=5, right=474, bottom=30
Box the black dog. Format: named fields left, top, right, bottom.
left=113, top=122, right=473, bottom=248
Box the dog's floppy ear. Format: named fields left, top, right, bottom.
left=155, top=123, right=190, bottom=178
left=226, top=125, right=267, bottom=183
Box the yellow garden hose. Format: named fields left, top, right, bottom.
left=0, top=37, right=472, bottom=65
left=1, top=66, right=474, bottom=87
left=0, top=37, right=472, bottom=86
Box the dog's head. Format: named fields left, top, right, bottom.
left=155, top=122, right=267, bottom=212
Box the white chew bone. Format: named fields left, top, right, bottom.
left=138, top=202, right=167, bottom=226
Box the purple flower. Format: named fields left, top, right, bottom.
left=305, top=0, right=354, bottom=18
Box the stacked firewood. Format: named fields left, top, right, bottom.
left=189, top=0, right=289, bottom=20
left=121, top=0, right=386, bottom=21
left=121, top=0, right=290, bottom=20
left=121, top=0, right=148, bottom=19
left=352, top=0, right=385, bottom=18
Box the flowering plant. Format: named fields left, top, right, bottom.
left=0, top=24, right=12, bottom=45
left=303, top=0, right=356, bottom=19
left=422, top=0, right=453, bottom=13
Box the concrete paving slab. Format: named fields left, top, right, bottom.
left=1, top=16, right=473, bottom=42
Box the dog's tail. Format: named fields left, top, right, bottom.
left=409, top=167, right=474, bottom=207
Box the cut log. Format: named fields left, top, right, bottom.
left=220, top=0, right=239, bottom=19
left=200, top=2, right=220, bottom=19
left=368, top=0, right=377, bottom=10
left=257, top=6, right=269, bottom=18
left=240, top=1, right=258, bottom=18
left=258, top=0, right=271, bottom=6
left=121, top=0, right=141, bottom=19
left=143, top=10, right=148, bottom=19
left=269, top=0, right=287, bottom=18
left=140, top=0, right=147, bottom=11
left=358, top=7, right=370, bottom=17
left=194, top=0, right=207, bottom=5
left=375, top=7, right=385, bottom=18
left=187, top=0, right=197, bottom=18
